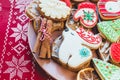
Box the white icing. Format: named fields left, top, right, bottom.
left=27, top=3, right=40, bottom=16
left=74, top=8, right=97, bottom=26
left=39, top=0, right=71, bottom=19
left=105, top=1, right=120, bottom=13
left=59, top=28, right=92, bottom=68
left=110, top=69, right=120, bottom=80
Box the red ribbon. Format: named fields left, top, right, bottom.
left=38, top=19, right=51, bottom=41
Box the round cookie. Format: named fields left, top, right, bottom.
left=38, top=0, right=71, bottom=21
left=73, top=2, right=98, bottom=28
left=110, top=43, right=120, bottom=63
left=98, top=0, right=120, bottom=20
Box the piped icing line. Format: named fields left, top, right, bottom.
left=39, top=0, right=71, bottom=20
left=58, top=27, right=92, bottom=70
left=76, top=27, right=102, bottom=44
left=73, top=2, right=98, bottom=28
left=93, top=58, right=120, bottom=80
left=110, top=43, right=120, bottom=63
left=98, top=0, right=120, bottom=19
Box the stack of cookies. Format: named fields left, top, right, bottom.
left=26, top=0, right=120, bottom=80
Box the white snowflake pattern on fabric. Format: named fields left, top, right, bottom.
left=4, top=55, right=30, bottom=79
left=10, top=23, right=28, bottom=42
left=15, top=0, right=32, bottom=13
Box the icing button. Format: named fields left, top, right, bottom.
left=79, top=47, right=90, bottom=57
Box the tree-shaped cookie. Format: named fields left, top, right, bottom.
left=93, top=58, right=120, bottom=80
left=97, top=19, right=120, bottom=42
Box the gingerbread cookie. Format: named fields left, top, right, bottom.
left=51, top=21, right=64, bottom=33
left=110, top=43, right=120, bottom=63
left=66, top=9, right=79, bottom=30
left=93, top=58, right=120, bottom=80
left=76, top=27, right=102, bottom=49
left=38, top=0, right=71, bottom=21
left=97, top=19, right=120, bottom=42
left=73, top=2, right=98, bottom=28
left=58, top=28, right=92, bottom=71
left=98, top=0, right=120, bottom=20
left=26, top=0, right=40, bottom=19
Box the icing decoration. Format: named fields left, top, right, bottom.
left=59, top=28, right=92, bottom=69
left=79, top=47, right=90, bottom=57
left=39, top=0, right=71, bottom=20
left=97, top=19, right=120, bottom=42
left=93, top=58, right=120, bottom=80
left=98, top=0, right=120, bottom=20
left=76, top=27, right=101, bottom=44
left=73, top=2, right=97, bottom=28
left=110, top=43, right=120, bottom=63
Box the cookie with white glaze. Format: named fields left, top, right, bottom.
left=58, top=28, right=92, bottom=71
left=26, top=0, right=40, bottom=19
left=93, top=58, right=120, bottom=80
left=73, top=2, right=98, bottom=28
left=97, top=19, right=120, bottom=42
left=98, top=0, right=120, bottom=20
left=38, top=0, right=71, bottom=21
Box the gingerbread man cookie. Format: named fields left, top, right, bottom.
left=74, top=2, right=98, bottom=28
left=98, top=0, right=120, bottom=20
